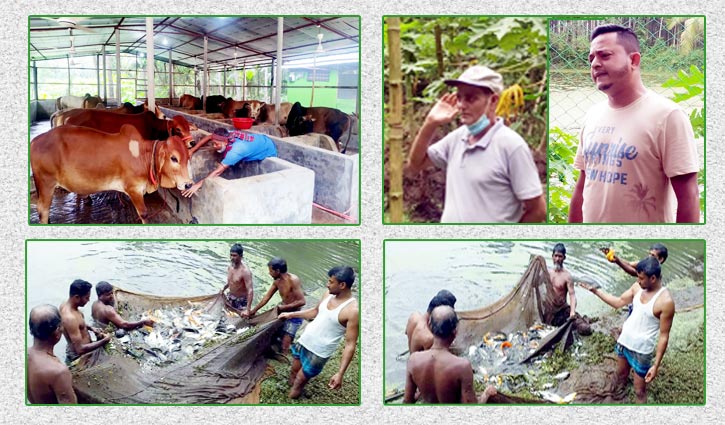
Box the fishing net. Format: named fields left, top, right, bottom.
left=70, top=288, right=282, bottom=404
left=453, top=255, right=561, bottom=352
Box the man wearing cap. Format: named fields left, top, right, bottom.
left=181, top=127, right=277, bottom=198
left=407, top=65, right=545, bottom=223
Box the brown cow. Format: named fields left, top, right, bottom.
left=58, top=110, right=195, bottom=148
left=255, top=102, right=292, bottom=126
left=30, top=124, right=193, bottom=224
left=221, top=99, right=265, bottom=119
left=179, top=94, right=202, bottom=110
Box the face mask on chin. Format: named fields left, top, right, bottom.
left=466, top=112, right=490, bottom=137
left=465, top=97, right=493, bottom=137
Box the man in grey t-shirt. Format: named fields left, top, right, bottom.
left=406, top=65, right=545, bottom=223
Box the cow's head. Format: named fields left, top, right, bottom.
left=157, top=136, right=194, bottom=191
left=250, top=101, right=265, bottom=119
left=167, top=115, right=195, bottom=148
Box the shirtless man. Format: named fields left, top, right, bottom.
left=578, top=256, right=675, bottom=403
left=59, top=279, right=110, bottom=364
left=27, top=304, right=77, bottom=404
left=405, top=289, right=456, bottom=353
left=91, top=281, right=154, bottom=330
left=404, top=305, right=496, bottom=404
left=247, top=257, right=307, bottom=352
left=279, top=266, right=359, bottom=399
left=221, top=243, right=254, bottom=317
left=601, top=243, right=668, bottom=277
left=548, top=243, right=577, bottom=325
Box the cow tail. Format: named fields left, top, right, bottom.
left=341, top=114, right=354, bottom=154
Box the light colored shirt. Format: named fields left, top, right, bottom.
left=298, top=295, right=355, bottom=359
left=427, top=118, right=542, bottom=223
left=574, top=90, right=699, bottom=222
left=618, top=287, right=666, bottom=355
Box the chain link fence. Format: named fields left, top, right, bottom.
left=549, top=17, right=704, bottom=133
left=547, top=17, right=705, bottom=222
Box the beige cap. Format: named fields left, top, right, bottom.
left=444, top=66, right=504, bottom=95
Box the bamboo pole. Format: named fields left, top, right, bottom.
left=435, top=24, right=443, bottom=78
left=387, top=18, right=404, bottom=223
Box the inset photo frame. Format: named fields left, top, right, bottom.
left=26, top=239, right=361, bottom=405
left=384, top=239, right=704, bottom=405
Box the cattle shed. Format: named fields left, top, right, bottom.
left=29, top=16, right=360, bottom=224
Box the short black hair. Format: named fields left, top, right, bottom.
left=230, top=243, right=244, bottom=256
left=29, top=304, right=62, bottom=341
left=553, top=243, right=567, bottom=256
left=427, top=289, right=457, bottom=313
left=429, top=305, right=458, bottom=338
left=650, top=243, right=669, bottom=263
left=213, top=127, right=230, bottom=138
left=591, top=24, right=641, bottom=54
left=268, top=257, right=288, bottom=274
left=328, top=266, right=355, bottom=289
left=69, top=279, right=92, bottom=297
left=96, top=281, right=114, bottom=296
left=636, top=256, right=661, bottom=279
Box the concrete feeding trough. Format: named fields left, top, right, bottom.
left=163, top=130, right=315, bottom=224
left=160, top=106, right=359, bottom=222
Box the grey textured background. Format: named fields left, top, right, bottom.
left=4, top=0, right=720, bottom=423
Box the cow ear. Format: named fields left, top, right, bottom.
left=167, top=120, right=179, bottom=137
left=157, top=142, right=167, bottom=175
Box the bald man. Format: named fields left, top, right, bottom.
left=404, top=305, right=496, bottom=404
left=27, top=305, right=77, bottom=404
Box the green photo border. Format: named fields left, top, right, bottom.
left=27, top=15, right=363, bottom=227
left=24, top=238, right=362, bottom=406
left=381, top=14, right=706, bottom=225
left=382, top=238, right=706, bottom=406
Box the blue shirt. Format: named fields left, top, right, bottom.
left=221, top=131, right=278, bottom=166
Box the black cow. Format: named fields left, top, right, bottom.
left=286, top=102, right=353, bottom=152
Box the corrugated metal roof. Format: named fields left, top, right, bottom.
left=29, top=16, right=360, bottom=69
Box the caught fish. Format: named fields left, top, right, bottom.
left=116, top=305, right=243, bottom=368
left=554, top=371, right=570, bottom=380
left=539, top=391, right=577, bottom=404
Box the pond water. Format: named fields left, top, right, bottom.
left=26, top=240, right=360, bottom=359
left=384, top=239, right=703, bottom=390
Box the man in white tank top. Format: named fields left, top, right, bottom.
left=579, top=256, right=675, bottom=403
left=279, top=266, right=359, bottom=399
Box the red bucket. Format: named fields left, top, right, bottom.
left=232, top=117, right=254, bottom=129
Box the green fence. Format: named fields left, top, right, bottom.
left=547, top=17, right=705, bottom=223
